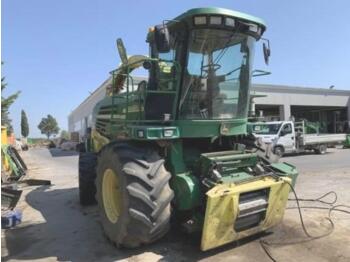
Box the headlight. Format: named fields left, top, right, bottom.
left=164, top=129, right=174, bottom=137
left=137, top=130, right=144, bottom=138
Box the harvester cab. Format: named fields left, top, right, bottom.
left=79, top=7, right=298, bottom=251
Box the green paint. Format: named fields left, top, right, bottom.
left=170, top=172, right=201, bottom=210
left=270, top=162, right=299, bottom=187
left=86, top=7, right=300, bottom=233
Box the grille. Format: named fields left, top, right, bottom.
left=234, top=188, right=269, bottom=232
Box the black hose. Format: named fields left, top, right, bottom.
left=259, top=182, right=350, bottom=261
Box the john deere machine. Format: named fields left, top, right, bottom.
left=78, top=7, right=298, bottom=251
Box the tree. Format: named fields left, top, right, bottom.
left=21, top=110, right=29, bottom=137
left=60, top=130, right=70, bottom=140
left=1, top=63, right=21, bottom=133
left=38, top=114, right=60, bottom=139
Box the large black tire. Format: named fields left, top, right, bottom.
left=79, top=152, right=97, bottom=205
left=96, top=144, right=174, bottom=248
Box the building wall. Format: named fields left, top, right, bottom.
left=68, top=77, right=111, bottom=139
left=68, top=76, right=145, bottom=139
left=251, top=84, right=350, bottom=122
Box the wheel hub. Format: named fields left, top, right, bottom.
left=102, top=168, right=122, bottom=223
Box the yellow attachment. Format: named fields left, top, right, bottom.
left=1, top=126, right=8, bottom=145
left=102, top=168, right=122, bottom=223
left=201, top=176, right=291, bottom=251
left=1, top=126, right=10, bottom=171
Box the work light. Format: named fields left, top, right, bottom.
left=194, top=16, right=207, bottom=25
left=225, top=17, right=235, bottom=27
left=209, top=16, right=222, bottom=25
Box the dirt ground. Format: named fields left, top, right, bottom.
left=2, top=147, right=350, bottom=262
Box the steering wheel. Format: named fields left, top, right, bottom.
left=201, top=63, right=221, bottom=74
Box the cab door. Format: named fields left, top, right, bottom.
left=278, top=123, right=295, bottom=153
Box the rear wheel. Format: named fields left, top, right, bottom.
left=96, top=143, right=173, bottom=248
left=79, top=152, right=97, bottom=205
left=315, top=144, right=327, bottom=154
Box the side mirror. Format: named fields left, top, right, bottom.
left=262, top=39, right=271, bottom=65
left=279, top=130, right=285, bottom=137
left=116, top=38, right=128, bottom=64
left=154, top=24, right=170, bottom=53
left=252, top=69, right=271, bottom=77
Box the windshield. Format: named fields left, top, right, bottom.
left=251, top=123, right=282, bottom=135
left=179, top=29, right=255, bottom=120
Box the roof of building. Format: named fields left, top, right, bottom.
left=252, top=84, right=350, bottom=96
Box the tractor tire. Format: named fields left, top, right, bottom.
left=79, top=152, right=97, bottom=205
left=274, top=146, right=284, bottom=157
left=315, top=144, right=327, bottom=154
left=96, top=143, right=174, bottom=248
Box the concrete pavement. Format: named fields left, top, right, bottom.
left=2, top=147, right=350, bottom=262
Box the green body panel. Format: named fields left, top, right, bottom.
left=166, top=141, right=187, bottom=174
left=270, top=162, right=299, bottom=187
left=170, top=173, right=201, bottom=210
left=128, top=126, right=180, bottom=140
left=174, top=119, right=247, bottom=138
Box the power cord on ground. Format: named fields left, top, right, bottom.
left=259, top=179, right=350, bottom=262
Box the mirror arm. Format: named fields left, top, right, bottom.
left=252, top=69, right=271, bottom=77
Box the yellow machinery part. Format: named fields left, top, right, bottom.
left=201, top=176, right=291, bottom=251
left=91, top=129, right=110, bottom=152
left=102, top=168, right=122, bottom=224
left=1, top=126, right=8, bottom=145
left=1, top=126, right=10, bottom=171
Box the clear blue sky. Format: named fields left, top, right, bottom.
left=2, top=0, right=350, bottom=137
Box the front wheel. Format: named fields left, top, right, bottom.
left=274, top=146, right=284, bottom=157
left=96, top=144, right=174, bottom=248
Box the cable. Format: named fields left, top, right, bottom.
left=259, top=180, right=350, bottom=261
left=287, top=205, right=350, bottom=215
left=288, top=190, right=337, bottom=205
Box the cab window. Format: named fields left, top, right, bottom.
left=282, top=123, right=292, bottom=134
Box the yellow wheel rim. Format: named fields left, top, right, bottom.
left=102, top=168, right=122, bottom=223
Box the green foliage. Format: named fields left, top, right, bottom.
left=1, top=63, right=21, bottom=133
left=38, top=114, right=60, bottom=139
left=60, top=130, right=70, bottom=140
left=21, top=110, right=29, bottom=137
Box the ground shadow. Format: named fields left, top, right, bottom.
left=49, top=148, right=79, bottom=157
left=2, top=185, right=267, bottom=262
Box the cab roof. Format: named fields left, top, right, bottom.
left=173, top=7, right=266, bottom=29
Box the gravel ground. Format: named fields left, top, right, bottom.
left=2, top=147, right=350, bottom=262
